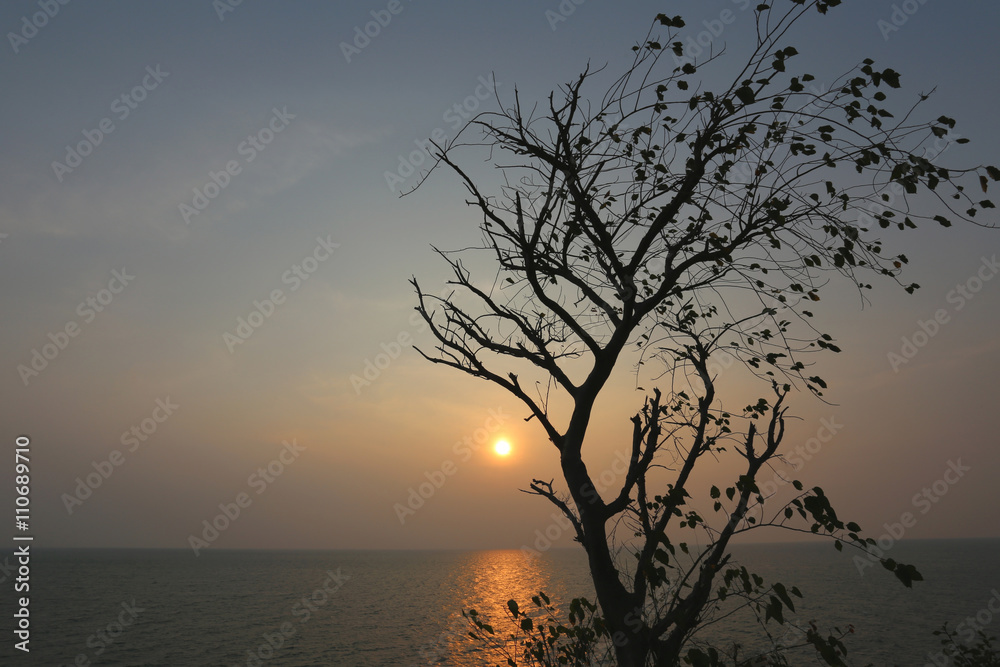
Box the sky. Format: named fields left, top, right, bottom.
left=1, top=0, right=998, bottom=553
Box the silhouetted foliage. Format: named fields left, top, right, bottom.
left=410, top=1, right=998, bottom=664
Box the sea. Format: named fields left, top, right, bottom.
left=2, top=539, right=998, bottom=666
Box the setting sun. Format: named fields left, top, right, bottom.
left=494, top=440, right=512, bottom=456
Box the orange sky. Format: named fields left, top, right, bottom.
left=1, top=0, right=998, bottom=552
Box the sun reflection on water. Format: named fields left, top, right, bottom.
left=432, top=549, right=584, bottom=666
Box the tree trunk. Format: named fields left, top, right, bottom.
left=573, top=488, right=650, bottom=666
left=584, top=537, right=649, bottom=666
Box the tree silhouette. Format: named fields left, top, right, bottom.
left=409, top=1, right=997, bottom=664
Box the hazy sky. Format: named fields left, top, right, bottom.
left=1, top=1, right=998, bottom=552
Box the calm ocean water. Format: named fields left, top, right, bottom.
left=2, top=540, right=997, bottom=666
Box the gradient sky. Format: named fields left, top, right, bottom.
left=1, top=1, right=998, bottom=552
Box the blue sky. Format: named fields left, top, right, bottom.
left=1, top=0, right=998, bottom=551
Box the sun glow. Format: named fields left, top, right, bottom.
left=494, top=439, right=512, bottom=456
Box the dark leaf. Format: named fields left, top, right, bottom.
left=735, top=86, right=756, bottom=105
